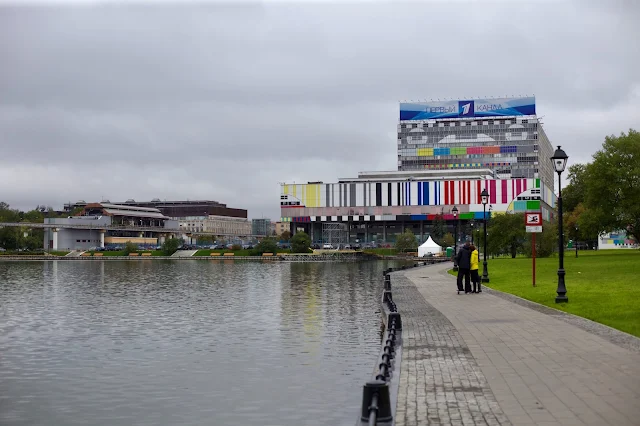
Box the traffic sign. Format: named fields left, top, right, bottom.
left=526, top=226, right=542, bottom=233
left=525, top=213, right=542, bottom=226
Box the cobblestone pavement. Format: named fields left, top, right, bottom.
left=396, top=263, right=640, bottom=426
left=392, top=272, right=512, bottom=426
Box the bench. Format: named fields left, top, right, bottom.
left=262, top=253, right=274, bottom=257
left=94, top=253, right=103, bottom=257
left=223, top=252, right=235, bottom=256
left=210, top=252, right=221, bottom=256
left=129, top=253, right=139, bottom=256
left=141, top=253, right=152, bottom=256
left=81, top=252, right=91, bottom=256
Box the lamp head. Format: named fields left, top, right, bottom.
left=551, top=145, right=568, bottom=173
left=480, top=188, right=489, bottom=205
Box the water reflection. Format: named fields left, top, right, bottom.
left=0, top=259, right=408, bottom=426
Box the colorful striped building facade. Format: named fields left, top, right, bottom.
left=279, top=177, right=556, bottom=242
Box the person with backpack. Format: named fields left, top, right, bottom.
left=455, top=242, right=472, bottom=294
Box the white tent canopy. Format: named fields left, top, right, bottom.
left=418, top=236, right=442, bottom=257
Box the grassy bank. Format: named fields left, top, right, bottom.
left=457, top=250, right=640, bottom=337
left=1, top=250, right=69, bottom=256
left=86, top=250, right=166, bottom=256
left=193, top=249, right=292, bottom=256
left=363, top=248, right=398, bottom=256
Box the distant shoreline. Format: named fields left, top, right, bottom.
left=0, top=254, right=450, bottom=263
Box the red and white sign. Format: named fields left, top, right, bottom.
left=525, top=213, right=542, bottom=226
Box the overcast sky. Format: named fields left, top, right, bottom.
left=1, top=0, right=638, bottom=219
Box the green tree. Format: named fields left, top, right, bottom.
left=395, top=229, right=418, bottom=252
left=441, top=232, right=454, bottom=248
left=522, top=219, right=557, bottom=258
left=290, top=231, right=311, bottom=253
left=251, top=237, right=278, bottom=255
left=162, top=238, right=181, bottom=255
left=431, top=214, right=446, bottom=240
left=486, top=213, right=527, bottom=258
left=562, top=163, right=588, bottom=214
left=583, top=129, right=640, bottom=243
left=280, top=230, right=292, bottom=241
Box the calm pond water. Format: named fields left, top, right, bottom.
left=0, top=259, right=407, bottom=426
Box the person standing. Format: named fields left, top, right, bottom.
left=455, top=242, right=472, bottom=294
left=469, top=244, right=480, bottom=293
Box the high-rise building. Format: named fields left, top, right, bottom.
left=397, top=97, right=555, bottom=189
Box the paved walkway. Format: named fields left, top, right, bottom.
left=392, top=263, right=640, bottom=426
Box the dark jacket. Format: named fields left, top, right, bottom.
left=455, top=246, right=471, bottom=269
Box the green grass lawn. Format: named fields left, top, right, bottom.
left=363, top=248, right=399, bottom=256
left=454, top=250, right=640, bottom=337
left=86, top=250, right=165, bottom=256
left=193, top=249, right=291, bottom=256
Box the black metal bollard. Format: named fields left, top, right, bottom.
left=360, top=380, right=393, bottom=422
left=387, top=267, right=394, bottom=272
left=384, top=276, right=391, bottom=291
left=388, top=312, right=402, bottom=330
left=382, top=290, right=392, bottom=304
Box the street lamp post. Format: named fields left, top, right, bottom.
left=480, top=189, right=490, bottom=283
left=575, top=225, right=579, bottom=258
left=552, top=146, right=569, bottom=303
left=452, top=206, right=459, bottom=271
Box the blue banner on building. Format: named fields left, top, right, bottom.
left=400, top=97, right=536, bottom=120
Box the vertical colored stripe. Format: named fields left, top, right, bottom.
left=516, top=179, right=522, bottom=196
left=477, top=180, right=482, bottom=204
left=417, top=182, right=422, bottom=205
left=467, top=181, right=471, bottom=205
left=490, top=180, right=497, bottom=204
left=450, top=181, right=455, bottom=205
left=444, top=181, right=449, bottom=205
left=523, top=179, right=527, bottom=191
left=502, top=180, right=508, bottom=204
left=424, top=181, right=429, bottom=205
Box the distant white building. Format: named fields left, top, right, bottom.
left=179, top=215, right=252, bottom=236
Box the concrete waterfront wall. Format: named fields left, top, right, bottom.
left=0, top=253, right=387, bottom=262
left=355, top=261, right=440, bottom=426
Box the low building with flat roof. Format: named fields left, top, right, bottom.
left=43, top=203, right=179, bottom=250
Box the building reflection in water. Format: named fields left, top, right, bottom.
left=281, top=263, right=322, bottom=360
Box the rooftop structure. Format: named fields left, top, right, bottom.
left=397, top=97, right=555, bottom=188
left=64, top=199, right=247, bottom=219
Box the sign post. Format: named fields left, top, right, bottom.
left=526, top=213, right=543, bottom=287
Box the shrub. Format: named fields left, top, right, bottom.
left=162, top=238, right=181, bottom=256
left=395, top=229, right=418, bottom=253
left=250, top=237, right=278, bottom=255
left=291, top=231, right=312, bottom=253
left=123, top=241, right=138, bottom=255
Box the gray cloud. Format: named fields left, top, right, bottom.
left=1, top=1, right=638, bottom=218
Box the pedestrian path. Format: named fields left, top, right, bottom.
left=392, top=263, right=640, bottom=426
